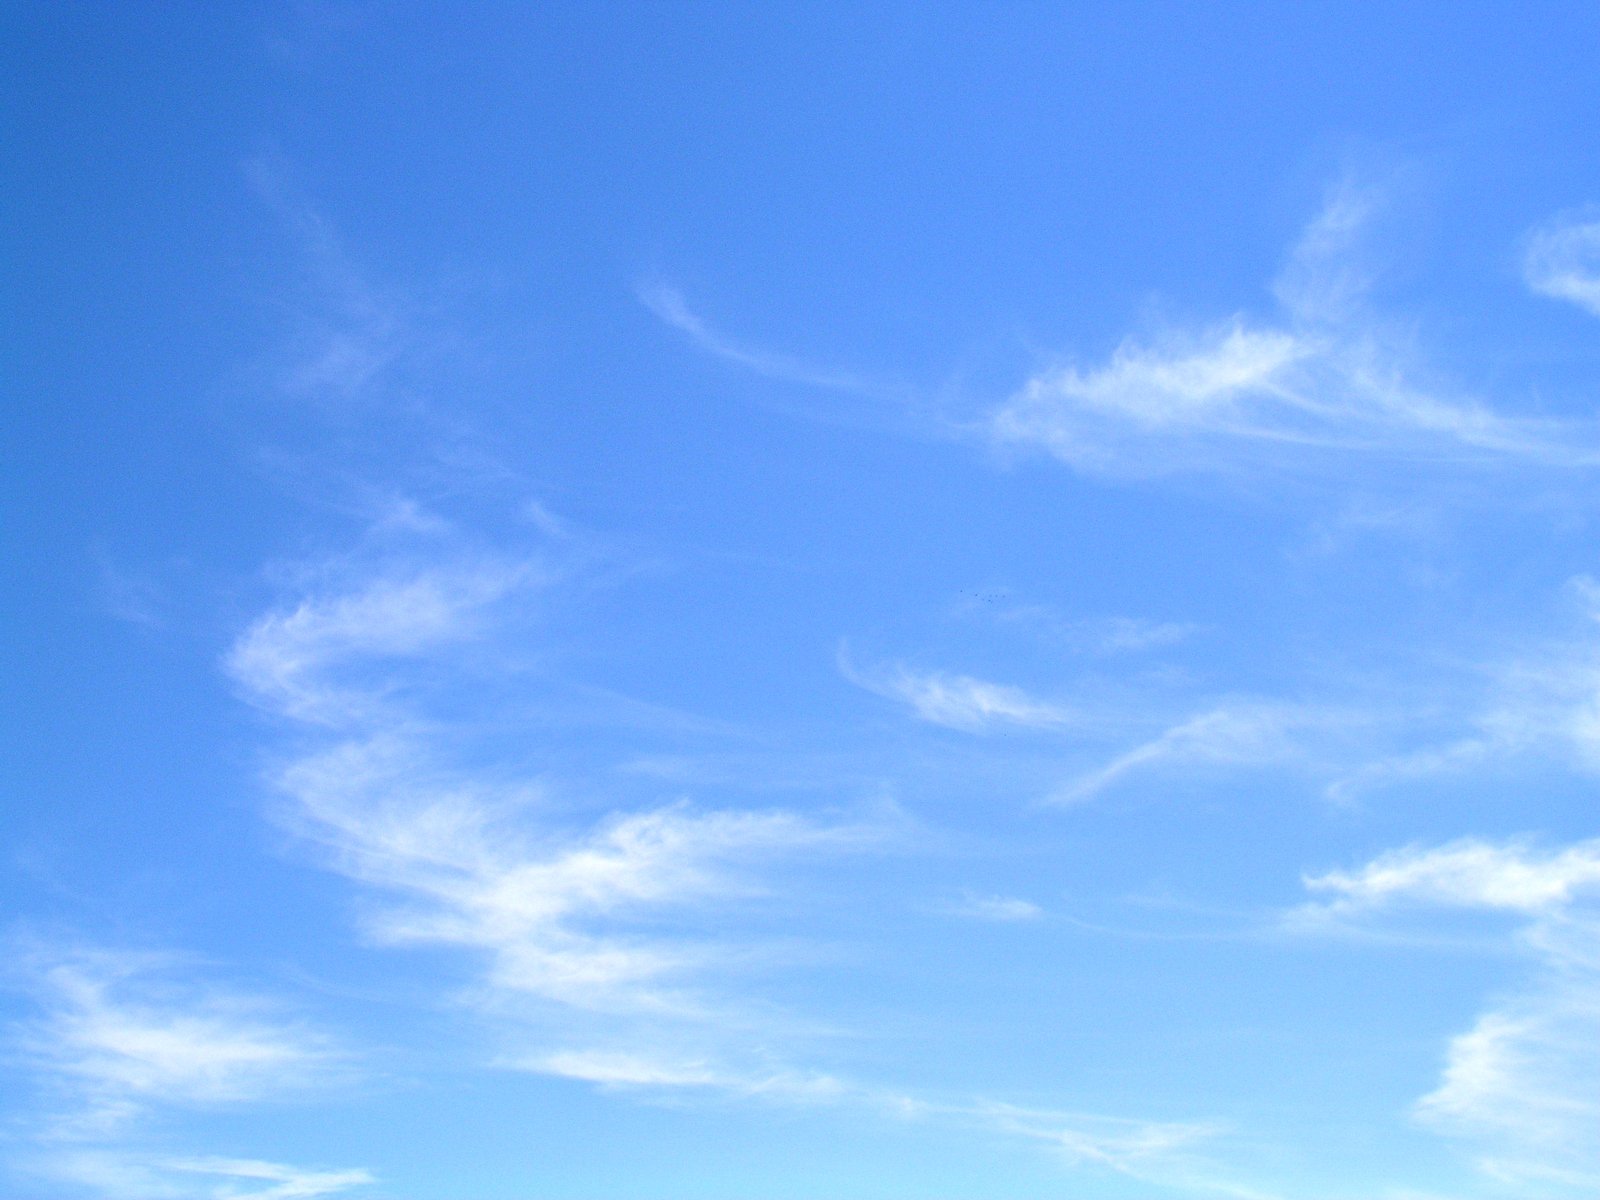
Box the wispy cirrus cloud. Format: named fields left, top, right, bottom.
left=14, top=945, right=342, bottom=1134
left=1291, top=838, right=1600, bottom=1191
left=229, top=538, right=891, bottom=1096
left=1299, top=838, right=1600, bottom=918
left=964, top=1102, right=1276, bottom=1199
left=224, top=520, right=1253, bottom=1195
left=989, top=186, right=1600, bottom=478
left=1053, top=700, right=1345, bottom=805
left=7, top=943, right=369, bottom=1199
left=840, top=651, right=1079, bottom=733
left=1327, top=578, right=1600, bottom=802
left=940, top=889, right=1043, bottom=922
left=950, top=592, right=1196, bottom=656
left=1523, top=208, right=1600, bottom=319
left=275, top=735, right=875, bottom=1016
left=228, top=560, right=533, bottom=726
left=39, top=1150, right=372, bottom=1200
left=639, top=282, right=879, bottom=394
left=521, top=1050, right=1251, bottom=1197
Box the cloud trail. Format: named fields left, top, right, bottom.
left=988, top=190, right=1600, bottom=477
left=1293, top=838, right=1600, bottom=1191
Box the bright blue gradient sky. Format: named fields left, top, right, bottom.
left=8, top=4, right=1600, bottom=1198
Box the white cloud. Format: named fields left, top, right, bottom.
left=639, top=282, right=874, bottom=393
left=1054, top=701, right=1332, bottom=804
left=990, top=193, right=1595, bottom=477
left=991, top=320, right=1579, bottom=476
left=1292, top=838, right=1600, bottom=1190
left=1301, top=838, right=1600, bottom=916
left=953, top=595, right=1195, bottom=656
left=527, top=1048, right=847, bottom=1101
left=1523, top=209, right=1600, bottom=318
left=40, top=1151, right=372, bottom=1200
left=276, top=735, right=873, bottom=1015
left=228, top=562, right=529, bottom=724
left=17, top=947, right=339, bottom=1132
left=968, top=1102, right=1270, bottom=1198
left=226, top=526, right=1246, bottom=1193
left=1327, top=589, right=1600, bottom=801
left=943, top=890, right=1043, bottom=922
left=1272, top=177, right=1384, bottom=325
left=841, top=653, right=1079, bottom=733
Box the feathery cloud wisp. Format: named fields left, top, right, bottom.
left=990, top=191, right=1599, bottom=477
left=1523, top=209, right=1600, bottom=319
left=1292, top=838, right=1600, bottom=1189
left=17, top=947, right=339, bottom=1131
left=41, top=1151, right=372, bottom=1200
left=1054, top=701, right=1334, bottom=804
left=841, top=652, right=1079, bottom=733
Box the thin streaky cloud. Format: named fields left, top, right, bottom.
left=37, top=1151, right=372, bottom=1200
left=522, top=1053, right=1249, bottom=1197
left=638, top=282, right=882, bottom=394
left=941, top=890, right=1043, bottom=922
left=990, top=192, right=1600, bottom=477
left=1523, top=208, right=1600, bottom=319
left=232, top=536, right=890, bottom=1053
left=1326, top=586, right=1600, bottom=802
left=1288, top=838, right=1600, bottom=1189
left=1052, top=701, right=1335, bottom=804
left=1271, top=176, right=1386, bottom=326
left=1298, top=837, right=1600, bottom=917
left=15, top=945, right=342, bottom=1131
left=276, top=734, right=878, bottom=1017
left=228, top=560, right=533, bottom=725
left=223, top=523, right=1258, bottom=1196
left=951, top=593, right=1196, bottom=656
left=840, top=650, right=1079, bottom=733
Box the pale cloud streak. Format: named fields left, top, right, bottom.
left=8, top=944, right=369, bottom=1200
left=841, top=652, right=1079, bottom=733
left=1054, top=701, right=1338, bottom=804
left=942, top=890, right=1044, bottom=922
left=40, top=1151, right=372, bottom=1200
left=228, top=536, right=892, bottom=1100
left=1523, top=208, right=1600, bottom=319
left=1301, top=838, right=1600, bottom=917
left=1292, top=838, right=1600, bottom=1191
left=276, top=734, right=874, bottom=1016
left=1327, top=580, right=1600, bottom=802
left=228, top=562, right=531, bottom=726
left=951, top=593, right=1195, bottom=656
left=989, top=190, right=1599, bottom=477
left=16, top=947, right=340, bottom=1134
left=639, top=282, right=877, bottom=393
left=222, top=524, right=1254, bottom=1195
left=521, top=1052, right=1250, bottom=1197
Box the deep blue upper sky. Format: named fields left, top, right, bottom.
left=7, top=5, right=1600, bottom=1199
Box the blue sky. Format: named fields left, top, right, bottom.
left=7, top=3, right=1600, bottom=1197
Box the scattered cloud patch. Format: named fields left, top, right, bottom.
left=1054, top=701, right=1338, bottom=804
left=639, top=282, right=874, bottom=394
left=841, top=652, right=1078, bottom=733
left=228, top=561, right=531, bottom=725
left=1292, top=838, right=1600, bottom=1190
left=1523, top=209, right=1600, bottom=319
left=989, top=193, right=1599, bottom=477
left=14, top=945, right=340, bottom=1134
left=1300, top=838, right=1600, bottom=917
left=952, top=594, right=1195, bottom=656
left=942, top=890, right=1043, bottom=922
left=276, top=734, right=875, bottom=1015
left=39, top=1151, right=372, bottom=1200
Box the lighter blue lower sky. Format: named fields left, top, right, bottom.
left=6, top=5, right=1600, bottom=1199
